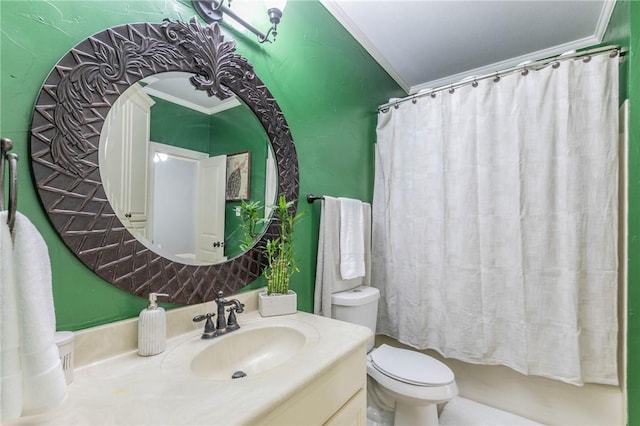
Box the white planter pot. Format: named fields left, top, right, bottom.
left=258, top=290, right=297, bottom=317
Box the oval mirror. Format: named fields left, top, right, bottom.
left=30, top=20, right=299, bottom=304
left=98, top=71, right=277, bottom=266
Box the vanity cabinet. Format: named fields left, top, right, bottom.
left=258, top=346, right=367, bottom=426
left=6, top=305, right=372, bottom=426
left=324, top=389, right=366, bottom=425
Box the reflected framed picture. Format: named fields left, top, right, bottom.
left=226, top=151, right=251, bottom=201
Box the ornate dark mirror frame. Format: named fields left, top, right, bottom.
left=30, top=19, right=299, bottom=304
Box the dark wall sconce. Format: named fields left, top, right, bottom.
left=192, top=0, right=285, bottom=43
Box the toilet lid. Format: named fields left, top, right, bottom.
left=370, top=344, right=454, bottom=386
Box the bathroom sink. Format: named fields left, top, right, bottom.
left=161, top=318, right=318, bottom=382
left=190, top=325, right=306, bottom=380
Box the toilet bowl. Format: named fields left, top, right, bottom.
left=331, top=286, right=458, bottom=426
left=367, top=344, right=457, bottom=426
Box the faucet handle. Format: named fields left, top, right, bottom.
left=227, top=301, right=244, bottom=327
left=193, top=313, right=212, bottom=321
left=227, top=308, right=239, bottom=327
left=193, top=313, right=216, bottom=338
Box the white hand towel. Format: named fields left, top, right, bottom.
left=12, top=213, right=67, bottom=415
left=314, top=197, right=372, bottom=318
left=338, top=198, right=365, bottom=279
left=1, top=212, right=22, bottom=422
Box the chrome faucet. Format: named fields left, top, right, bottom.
left=192, top=291, right=245, bottom=339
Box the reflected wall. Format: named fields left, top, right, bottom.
left=148, top=95, right=270, bottom=258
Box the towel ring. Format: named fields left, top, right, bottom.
left=1, top=137, right=18, bottom=233
left=6, top=154, right=18, bottom=232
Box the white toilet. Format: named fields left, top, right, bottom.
left=331, top=286, right=458, bottom=426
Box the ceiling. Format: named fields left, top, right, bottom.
left=144, top=1, right=616, bottom=110
left=141, top=72, right=240, bottom=114
left=320, top=0, right=616, bottom=95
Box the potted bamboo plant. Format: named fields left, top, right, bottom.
left=240, top=195, right=303, bottom=316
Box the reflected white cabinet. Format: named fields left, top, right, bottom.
left=99, top=84, right=155, bottom=237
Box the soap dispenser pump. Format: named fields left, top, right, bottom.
left=138, top=292, right=169, bottom=356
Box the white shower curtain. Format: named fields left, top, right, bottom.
left=372, top=53, right=619, bottom=385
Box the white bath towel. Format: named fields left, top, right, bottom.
left=1, top=212, right=22, bottom=422
left=338, top=197, right=365, bottom=280
left=314, top=197, right=371, bottom=317
left=12, top=212, right=67, bottom=415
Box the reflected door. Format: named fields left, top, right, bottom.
left=196, top=155, right=227, bottom=263
left=152, top=154, right=199, bottom=257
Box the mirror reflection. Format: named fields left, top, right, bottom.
left=99, top=72, right=277, bottom=266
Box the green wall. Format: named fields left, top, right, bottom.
left=598, top=2, right=635, bottom=423
left=149, top=96, right=211, bottom=153
left=601, top=1, right=640, bottom=423
left=0, top=0, right=403, bottom=330
left=627, top=3, right=639, bottom=425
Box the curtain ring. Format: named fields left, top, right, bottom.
left=493, top=74, right=500, bottom=83
left=411, top=98, right=417, bottom=104
left=521, top=67, right=529, bottom=76
left=609, top=49, right=619, bottom=58
left=430, top=92, right=437, bottom=98
left=394, top=103, right=400, bottom=109
left=448, top=86, right=455, bottom=94
left=552, top=61, right=560, bottom=69
left=471, top=79, right=478, bottom=88
left=380, top=107, right=389, bottom=114
left=582, top=55, right=592, bottom=63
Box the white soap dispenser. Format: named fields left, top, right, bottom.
left=138, top=292, right=169, bottom=356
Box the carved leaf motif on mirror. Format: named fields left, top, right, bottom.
left=30, top=19, right=299, bottom=304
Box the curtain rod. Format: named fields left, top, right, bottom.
left=378, top=45, right=624, bottom=112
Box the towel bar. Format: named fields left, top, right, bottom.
left=307, top=194, right=325, bottom=204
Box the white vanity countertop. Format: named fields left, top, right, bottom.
left=9, top=304, right=372, bottom=425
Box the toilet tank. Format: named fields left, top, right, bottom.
left=331, top=286, right=380, bottom=352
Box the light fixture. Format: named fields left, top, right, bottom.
left=192, top=0, right=285, bottom=43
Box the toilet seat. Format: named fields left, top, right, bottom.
left=370, top=344, right=454, bottom=386
left=367, top=357, right=458, bottom=405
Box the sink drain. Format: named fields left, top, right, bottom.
left=231, top=370, right=247, bottom=379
